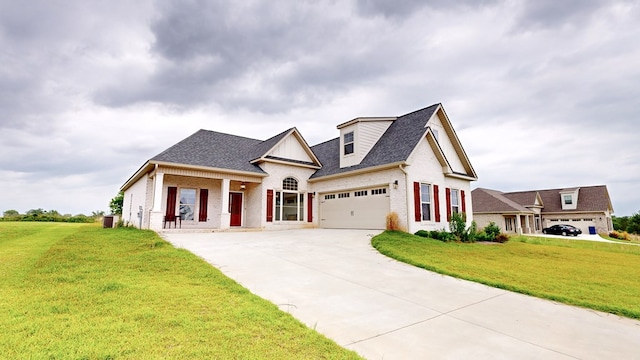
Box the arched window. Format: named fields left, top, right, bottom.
left=275, top=177, right=303, bottom=221
left=282, top=177, right=298, bottom=191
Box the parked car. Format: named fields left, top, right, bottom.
left=542, top=224, right=582, bottom=236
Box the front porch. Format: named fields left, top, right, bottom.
left=147, top=167, right=265, bottom=231
left=503, top=213, right=541, bottom=235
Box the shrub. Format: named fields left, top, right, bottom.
left=386, top=212, right=406, bottom=231
left=475, top=231, right=494, bottom=242
left=414, top=229, right=454, bottom=242
left=431, top=230, right=456, bottom=242
left=484, top=222, right=501, bottom=239
left=494, top=233, right=510, bottom=243
left=609, top=230, right=630, bottom=241
left=460, top=221, right=477, bottom=243
left=449, top=212, right=467, bottom=239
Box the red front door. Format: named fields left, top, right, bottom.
left=229, top=192, right=243, bottom=227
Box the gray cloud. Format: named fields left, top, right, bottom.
left=355, top=0, right=499, bottom=18
left=94, top=0, right=401, bottom=113
left=514, top=0, right=613, bottom=29
left=1, top=0, right=639, bottom=216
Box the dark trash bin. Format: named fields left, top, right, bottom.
left=588, top=226, right=596, bottom=235
left=103, top=215, right=114, bottom=228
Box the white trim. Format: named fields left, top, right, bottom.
left=308, top=161, right=407, bottom=182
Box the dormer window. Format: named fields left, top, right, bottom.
left=564, top=195, right=572, bottom=205
left=560, top=188, right=579, bottom=210
left=344, top=131, right=354, bottom=155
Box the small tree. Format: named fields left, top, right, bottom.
left=449, top=212, right=477, bottom=242
left=109, top=192, right=124, bottom=215
left=484, top=222, right=501, bottom=240
left=449, top=212, right=467, bottom=239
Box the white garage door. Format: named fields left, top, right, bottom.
left=547, top=218, right=596, bottom=234
left=319, top=187, right=390, bottom=229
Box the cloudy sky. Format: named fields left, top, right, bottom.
left=1, top=0, right=639, bottom=216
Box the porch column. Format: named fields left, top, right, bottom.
left=149, top=172, right=164, bottom=230
left=152, top=172, right=164, bottom=211
left=220, top=178, right=231, bottom=230
left=516, top=214, right=522, bottom=234
left=525, top=215, right=531, bottom=234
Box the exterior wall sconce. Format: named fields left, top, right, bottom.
left=393, top=180, right=399, bottom=189
left=240, top=182, right=246, bottom=190
left=312, top=192, right=316, bottom=198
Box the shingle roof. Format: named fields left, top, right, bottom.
left=310, top=104, right=440, bottom=178
left=472, top=185, right=612, bottom=214
left=503, top=191, right=540, bottom=207
left=537, top=186, right=612, bottom=213
left=151, top=129, right=268, bottom=174
left=471, top=188, right=533, bottom=213
left=149, top=103, right=445, bottom=179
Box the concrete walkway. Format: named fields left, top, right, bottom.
left=163, top=229, right=640, bottom=359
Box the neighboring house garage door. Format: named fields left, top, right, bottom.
left=547, top=218, right=596, bottom=234
left=319, top=187, right=390, bottom=229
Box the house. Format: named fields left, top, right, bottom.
left=471, top=186, right=614, bottom=235
left=120, top=103, right=478, bottom=232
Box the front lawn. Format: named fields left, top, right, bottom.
left=372, top=231, right=640, bottom=319
left=0, top=222, right=361, bottom=359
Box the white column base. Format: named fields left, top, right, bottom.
left=220, top=213, right=231, bottom=230
left=149, top=211, right=164, bottom=231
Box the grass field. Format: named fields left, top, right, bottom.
left=0, top=222, right=361, bottom=359
left=372, top=231, right=640, bottom=319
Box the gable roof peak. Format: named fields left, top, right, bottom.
left=336, top=116, right=397, bottom=129
left=250, top=127, right=321, bottom=168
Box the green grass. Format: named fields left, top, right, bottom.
left=372, top=231, right=640, bottom=319
left=0, top=222, right=361, bottom=359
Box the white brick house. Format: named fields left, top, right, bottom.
left=120, top=103, right=478, bottom=232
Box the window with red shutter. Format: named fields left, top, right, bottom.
left=446, top=187, right=452, bottom=222
left=434, top=185, right=440, bottom=222
left=413, top=182, right=421, bottom=222
left=461, top=190, right=466, bottom=214
left=266, top=189, right=273, bottom=222
left=198, top=189, right=208, bottom=222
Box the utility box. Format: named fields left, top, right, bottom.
left=103, top=215, right=119, bottom=228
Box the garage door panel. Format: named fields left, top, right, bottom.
left=320, top=187, right=389, bottom=230
left=547, top=219, right=595, bottom=234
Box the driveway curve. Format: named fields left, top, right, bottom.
left=163, top=229, right=640, bottom=359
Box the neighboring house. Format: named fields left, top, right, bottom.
left=120, top=103, right=478, bottom=232
left=472, top=186, right=614, bottom=235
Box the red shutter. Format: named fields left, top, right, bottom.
left=307, top=193, right=313, bottom=222
left=198, top=189, right=208, bottom=222
left=434, top=185, right=440, bottom=222
left=446, top=187, right=452, bottom=222
left=461, top=190, right=466, bottom=214
left=166, top=187, right=177, bottom=218
left=413, top=182, right=421, bottom=222
left=266, top=189, right=274, bottom=222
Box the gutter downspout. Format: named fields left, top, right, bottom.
left=399, top=164, right=410, bottom=231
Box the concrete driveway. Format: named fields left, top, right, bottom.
left=163, top=229, right=640, bottom=359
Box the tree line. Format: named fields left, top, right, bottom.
left=1, top=192, right=124, bottom=224
left=612, top=212, right=640, bottom=234
left=1, top=209, right=104, bottom=223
